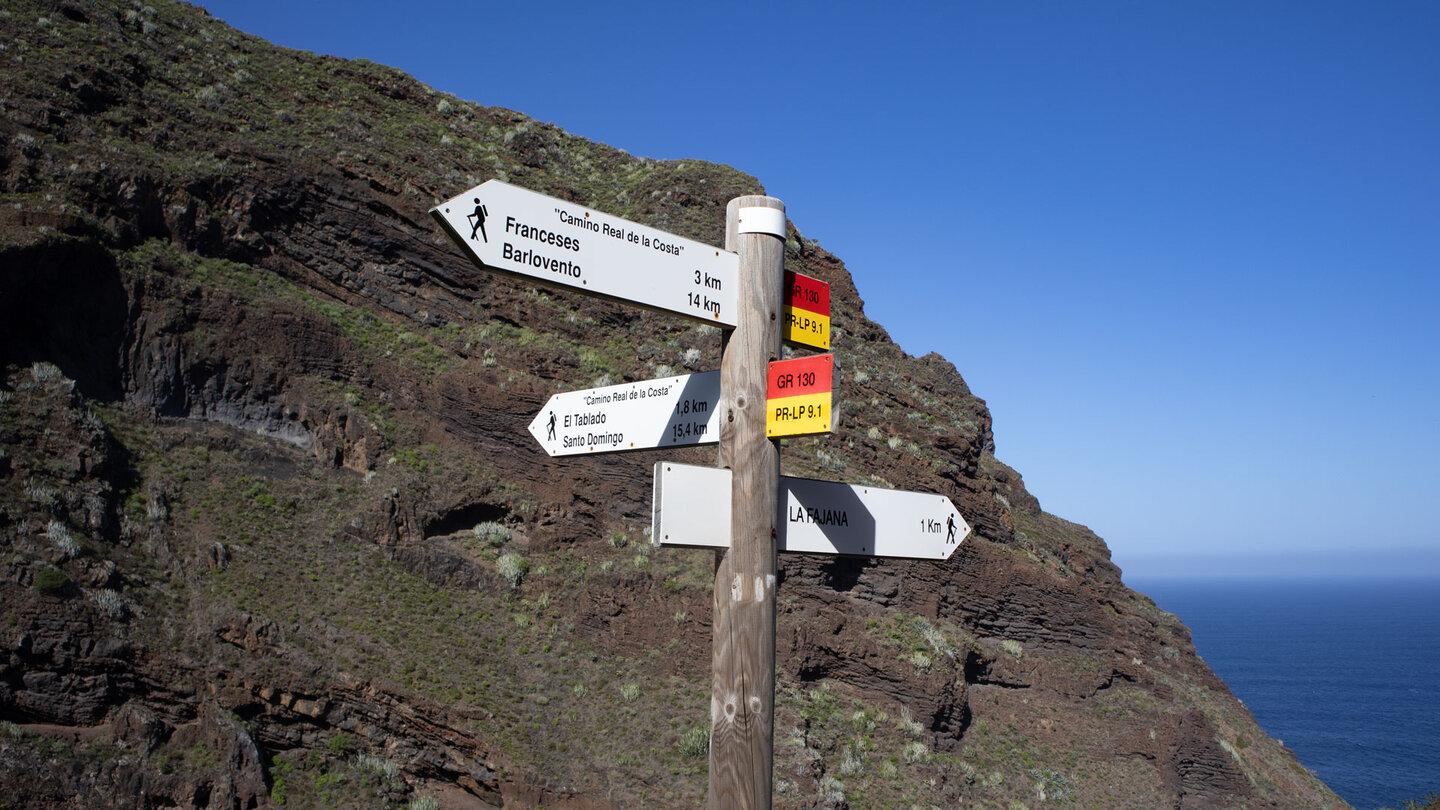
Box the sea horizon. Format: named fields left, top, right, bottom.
left=1119, top=547, right=1440, bottom=582
left=1116, top=541, right=1440, bottom=582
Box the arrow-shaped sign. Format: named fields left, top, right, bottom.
left=529, top=373, right=722, bottom=456
left=432, top=180, right=739, bottom=326
left=652, top=463, right=971, bottom=560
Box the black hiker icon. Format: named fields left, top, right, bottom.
left=946, top=514, right=957, bottom=544
left=468, top=198, right=489, bottom=242
left=546, top=410, right=557, bottom=442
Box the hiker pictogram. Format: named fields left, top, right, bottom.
left=546, top=410, right=557, bottom=442
left=468, top=198, right=489, bottom=242
left=946, top=514, right=957, bottom=544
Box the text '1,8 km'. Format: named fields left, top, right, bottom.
left=431, top=180, right=739, bottom=326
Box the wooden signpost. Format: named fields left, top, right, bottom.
left=432, top=183, right=969, bottom=810
left=708, top=196, right=785, bottom=808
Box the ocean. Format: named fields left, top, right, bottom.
left=1133, top=577, right=1440, bottom=810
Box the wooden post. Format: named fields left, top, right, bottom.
left=709, top=196, right=785, bottom=808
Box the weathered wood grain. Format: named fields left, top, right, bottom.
left=709, top=195, right=785, bottom=809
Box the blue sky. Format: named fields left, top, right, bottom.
left=196, top=1, right=1439, bottom=579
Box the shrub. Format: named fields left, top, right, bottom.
left=47, top=521, right=81, bottom=559
left=34, top=568, right=69, bottom=594
left=816, top=448, right=846, bottom=471
left=678, top=726, right=708, bottom=759
left=30, top=361, right=63, bottom=382
left=472, top=521, right=510, bottom=546
left=25, top=483, right=57, bottom=505
left=850, top=710, right=875, bottom=734
left=1001, top=638, right=1024, bottom=658
left=916, top=617, right=956, bottom=658
left=496, top=553, right=528, bottom=588
left=619, top=682, right=640, bottom=701
left=90, top=589, right=124, bottom=619
left=354, top=753, right=399, bottom=780
left=407, top=797, right=440, bottom=810
left=899, top=706, right=924, bottom=737
left=903, top=740, right=930, bottom=764
left=1029, top=768, right=1073, bottom=802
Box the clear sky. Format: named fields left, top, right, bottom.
left=194, top=1, right=1440, bottom=580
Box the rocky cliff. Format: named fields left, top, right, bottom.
left=0, top=2, right=1347, bottom=808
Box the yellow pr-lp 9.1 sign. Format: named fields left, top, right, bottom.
left=766, top=354, right=833, bottom=438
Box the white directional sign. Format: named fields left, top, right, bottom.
left=652, top=463, right=971, bottom=560
left=529, top=372, right=722, bottom=456
left=431, top=180, right=739, bottom=326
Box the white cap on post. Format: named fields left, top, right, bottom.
left=736, top=206, right=787, bottom=237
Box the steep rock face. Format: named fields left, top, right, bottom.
left=0, top=2, right=1347, bottom=809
